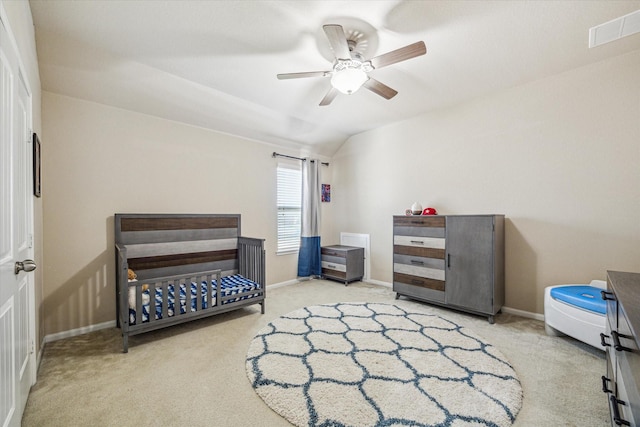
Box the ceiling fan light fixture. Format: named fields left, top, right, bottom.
left=331, top=68, right=368, bottom=94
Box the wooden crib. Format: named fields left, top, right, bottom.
left=115, top=213, right=265, bottom=352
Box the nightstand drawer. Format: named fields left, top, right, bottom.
left=322, top=260, right=346, bottom=272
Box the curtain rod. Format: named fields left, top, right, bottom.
left=272, top=152, right=329, bottom=166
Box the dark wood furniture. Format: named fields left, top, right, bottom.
left=321, top=245, right=364, bottom=285
left=393, top=214, right=504, bottom=323
left=115, top=213, right=265, bottom=352
left=602, top=270, right=640, bottom=426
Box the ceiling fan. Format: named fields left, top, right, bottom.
left=277, top=24, right=426, bottom=106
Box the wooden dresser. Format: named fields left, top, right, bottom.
left=602, top=271, right=640, bottom=426
left=321, top=245, right=364, bottom=285
left=392, top=214, right=504, bottom=323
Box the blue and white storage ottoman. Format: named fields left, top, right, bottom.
left=544, top=280, right=606, bottom=350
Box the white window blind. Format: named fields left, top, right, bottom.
left=277, top=164, right=301, bottom=253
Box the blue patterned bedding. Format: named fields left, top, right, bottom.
left=129, top=274, right=261, bottom=325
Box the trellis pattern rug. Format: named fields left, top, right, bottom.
left=246, top=303, right=522, bottom=427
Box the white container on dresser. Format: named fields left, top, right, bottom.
left=392, top=214, right=505, bottom=323
left=601, top=270, right=640, bottom=427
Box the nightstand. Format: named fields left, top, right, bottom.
left=321, top=245, right=364, bottom=285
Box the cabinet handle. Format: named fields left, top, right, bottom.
left=601, top=375, right=612, bottom=393
left=611, top=331, right=632, bottom=352
left=609, top=395, right=631, bottom=426
left=410, top=240, right=424, bottom=245
left=447, top=254, right=451, bottom=268
left=410, top=260, right=425, bottom=265
left=600, top=333, right=611, bottom=348
left=328, top=264, right=337, bottom=269
left=601, top=290, right=616, bottom=301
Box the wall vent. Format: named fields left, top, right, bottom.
left=589, top=9, right=640, bottom=48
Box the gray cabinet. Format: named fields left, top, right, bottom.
left=393, top=215, right=504, bottom=323
left=602, top=271, right=640, bottom=427
left=321, top=245, right=364, bottom=285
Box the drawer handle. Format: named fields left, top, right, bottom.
left=410, top=260, right=425, bottom=265
left=610, top=395, right=631, bottom=426
left=601, top=375, right=612, bottom=393
left=611, top=331, right=632, bottom=352
left=600, top=333, right=611, bottom=348
left=410, top=240, right=424, bottom=245
left=411, top=279, right=423, bottom=285
left=327, top=264, right=337, bottom=269
left=601, top=290, right=616, bottom=301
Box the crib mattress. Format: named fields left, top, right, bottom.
left=549, top=285, right=606, bottom=314
left=129, top=274, right=261, bottom=325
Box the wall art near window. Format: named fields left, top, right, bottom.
left=33, top=132, right=41, bottom=197
left=321, top=184, right=331, bottom=202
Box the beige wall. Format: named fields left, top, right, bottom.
left=41, top=92, right=332, bottom=336
left=38, top=45, right=640, bottom=335
left=2, top=0, right=43, bottom=348
left=329, top=50, right=640, bottom=315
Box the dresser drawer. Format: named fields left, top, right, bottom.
left=394, top=216, right=445, bottom=228
left=393, top=272, right=445, bottom=293
left=394, top=235, right=446, bottom=249
left=393, top=262, right=445, bottom=281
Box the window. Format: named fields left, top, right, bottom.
left=277, top=164, right=301, bottom=253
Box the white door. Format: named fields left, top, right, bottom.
left=1, top=13, right=36, bottom=427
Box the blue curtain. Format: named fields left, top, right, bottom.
left=297, top=159, right=321, bottom=277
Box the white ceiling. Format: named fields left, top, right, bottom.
left=30, top=1, right=640, bottom=157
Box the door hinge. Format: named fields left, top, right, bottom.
left=29, top=233, right=34, bottom=248
left=30, top=340, right=35, bottom=354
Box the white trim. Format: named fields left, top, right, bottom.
left=364, top=279, right=543, bottom=320
left=365, top=279, right=392, bottom=288
left=500, top=306, right=544, bottom=321
left=39, top=282, right=544, bottom=344
left=43, top=320, right=115, bottom=344
left=267, top=278, right=302, bottom=289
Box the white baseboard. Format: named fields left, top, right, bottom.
left=43, top=320, right=116, bottom=344
left=361, top=280, right=543, bottom=321
left=41, top=280, right=543, bottom=344
left=364, top=279, right=392, bottom=288
left=268, top=279, right=302, bottom=289
left=501, top=306, right=544, bottom=321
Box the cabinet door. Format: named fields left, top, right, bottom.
left=445, top=216, right=495, bottom=314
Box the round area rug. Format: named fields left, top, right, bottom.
left=246, top=303, right=522, bottom=427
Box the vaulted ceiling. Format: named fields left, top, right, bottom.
left=30, top=1, right=640, bottom=156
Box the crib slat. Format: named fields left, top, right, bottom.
left=162, top=282, right=168, bottom=320
left=196, top=275, right=202, bottom=311
left=207, top=272, right=213, bottom=309
left=135, top=285, right=143, bottom=326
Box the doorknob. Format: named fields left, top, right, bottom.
left=14, top=259, right=37, bottom=275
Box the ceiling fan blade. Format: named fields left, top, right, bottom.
left=369, top=41, right=426, bottom=69
left=277, top=71, right=330, bottom=80
left=363, top=78, right=398, bottom=100
left=323, top=24, right=352, bottom=60
left=319, top=87, right=339, bottom=106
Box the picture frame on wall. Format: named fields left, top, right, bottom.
left=33, top=132, right=41, bottom=197
left=321, top=184, right=331, bottom=202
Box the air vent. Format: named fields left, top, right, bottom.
left=589, top=9, right=640, bottom=48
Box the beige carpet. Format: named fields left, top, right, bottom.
left=23, top=280, right=608, bottom=426
left=246, top=302, right=522, bottom=426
